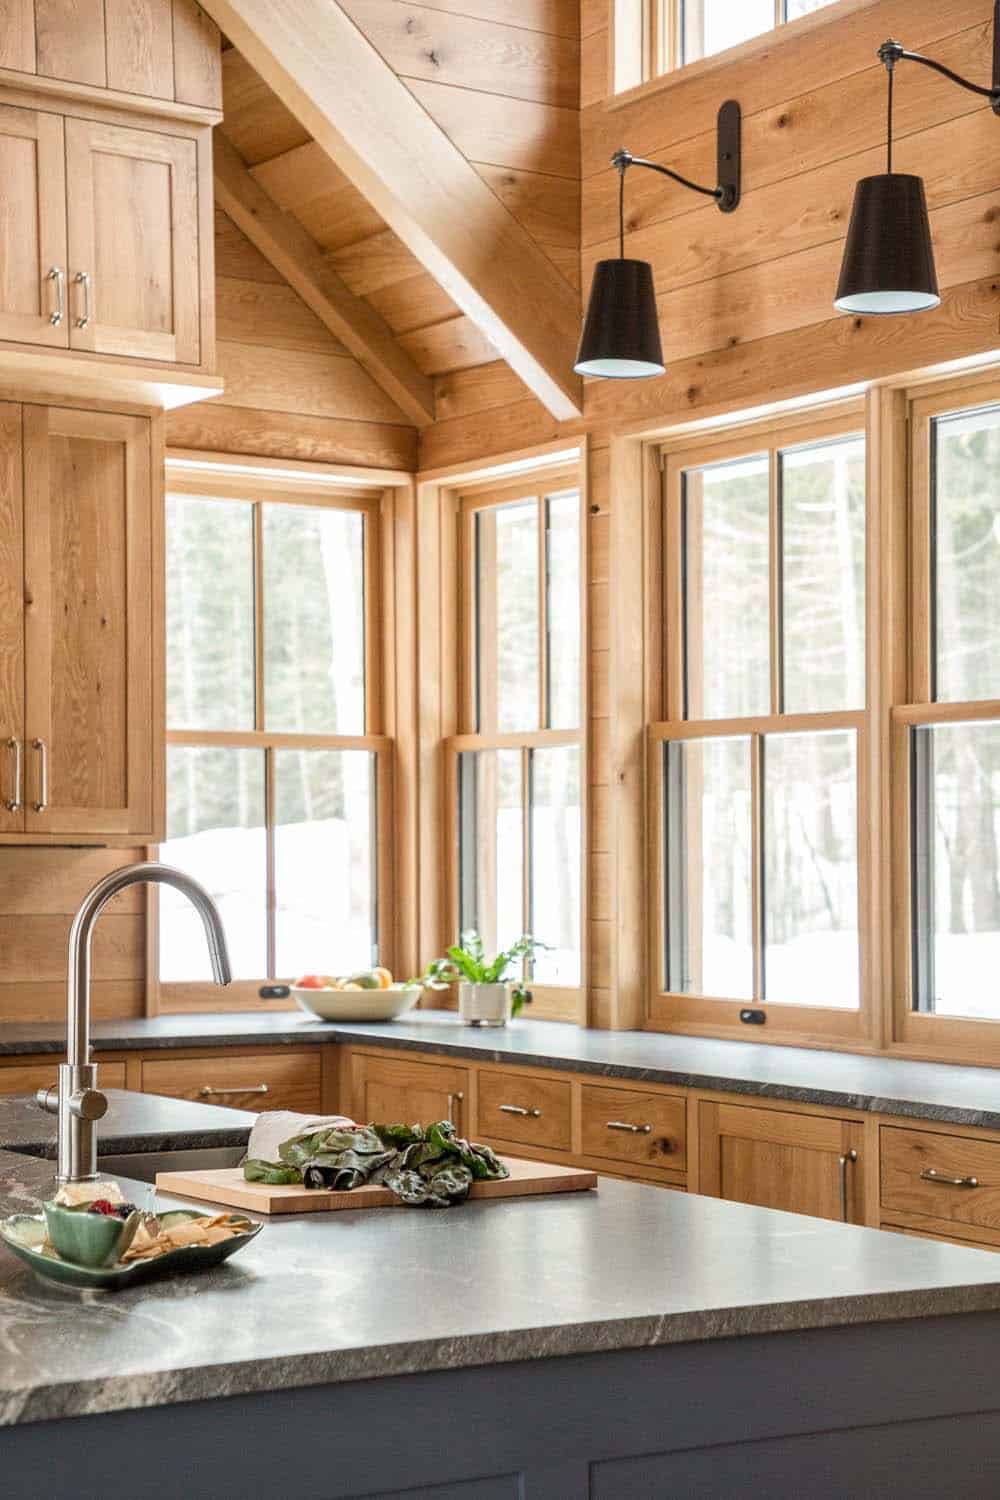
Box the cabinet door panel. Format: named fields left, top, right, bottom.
left=698, top=1101, right=865, bottom=1225
left=23, top=405, right=153, bottom=836
left=352, top=1053, right=469, bottom=1135
left=0, top=106, right=68, bottom=348
left=65, top=118, right=200, bottom=364
left=0, top=404, right=24, bottom=833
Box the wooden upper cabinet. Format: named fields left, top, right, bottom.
left=698, top=1101, right=866, bottom=1226
left=0, top=104, right=68, bottom=347
left=65, top=118, right=200, bottom=364
left=0, top=404, right=24, bottom=835
left=22, top=403, right=154, bottom=838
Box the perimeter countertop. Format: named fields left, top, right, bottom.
left=4, top=1149, right=1000, bottom=1426
left=3, top=1011, right=1000, bottom=1132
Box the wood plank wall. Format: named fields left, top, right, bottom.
left=0, top=849, right=147, bottom=1023
left=421, top=0, right=1000, bottom=1027
left=166, top=210, right=419, bottom=468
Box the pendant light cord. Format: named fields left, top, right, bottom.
left=886, top=60, right=894, bottom=174
left=618, top=159, right=626, bottom=259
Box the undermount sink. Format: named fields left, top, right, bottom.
left=97, top=1145, right=246, bottom=1185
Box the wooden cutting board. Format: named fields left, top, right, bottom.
left=155, top=1155, right=598, bottom=1215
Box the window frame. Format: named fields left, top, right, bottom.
left=154, top=463, right=395, bottom=1013
left=444, top=468, right=587, bottom=1023
left=890, top=375, right=1000, bottom=1062
left=646, top=401, right=873, bottom=1047
left=613, top=0, right=854, bottom=94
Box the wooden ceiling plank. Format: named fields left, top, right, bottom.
left=213, top=132, right=434, bottom=426
left=198, top=0, right=582, bottom=420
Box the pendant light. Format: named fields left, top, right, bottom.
left=575, top=101, right=742, bottom=379
left=836, top=12, right=1000, bottom=316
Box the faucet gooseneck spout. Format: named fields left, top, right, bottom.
left=37, top=862, right=232, bottom=1183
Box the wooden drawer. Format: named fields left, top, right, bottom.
left=141, top=1051, right=321, bottom=1112
left=0, top=1059, right=126, bottom=1094
left=352, top=1053, right=469, bottom=1133
left=881, top=1126, right=1000, bottom=1236
left=477, top=1070, right=571, bottom=1152
left=581, top=1084, right=686, bottom=1171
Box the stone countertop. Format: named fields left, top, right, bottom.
left=0, top=1091, right=256, bottom=1159
left=4, top=1010, right=1000, bottom=1132
left=2, top=1151, right=1000, bottom=1427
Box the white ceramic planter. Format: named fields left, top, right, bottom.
left=459, top=981, right=511, bottom=1028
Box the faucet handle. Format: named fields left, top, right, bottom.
left=68, top=1089, right=108, bottom=1122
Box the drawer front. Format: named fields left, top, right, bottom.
left=0, top=1059, right=127, bottom=1094
left=354, top=1054, right=469, bottom=1133
left=141, top=1051, right=321, bottom=1112
left=477, top=1070, right=571, bottom=1152
left=881, top=1127, right=1000, bottom=1233
left=581, top=1085, right=686, bottom=1170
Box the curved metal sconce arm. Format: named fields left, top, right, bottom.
left=610, top=99, right=741, bottom=257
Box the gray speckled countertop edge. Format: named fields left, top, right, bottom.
left=6, top=1284, right=1000, bottom=1428
left=5, top=1013, right=1000, bottom=1132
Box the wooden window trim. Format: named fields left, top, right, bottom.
left=434, top=454, right=589, bottom=1024
left=610, top=0, right=873, bottom=98
left=152, top=456, right=410, bottom=1015
left=647, top=402, right=872, bottom=1048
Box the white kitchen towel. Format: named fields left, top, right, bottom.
left=246, top=1111, right=355, bottom=1163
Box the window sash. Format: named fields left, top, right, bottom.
left=450, top=471, right=585, bottom=1020
left=649, top=714, right=866, bottom=1025
left=158, top=476, right=390, bottom=1006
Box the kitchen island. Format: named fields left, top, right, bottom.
left=3, top=1125, right=1000, bottom=1497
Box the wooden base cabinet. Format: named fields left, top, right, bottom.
left=697, top=1101, right=866, bottom=1225
left=0, top=401, right=158, bottom=841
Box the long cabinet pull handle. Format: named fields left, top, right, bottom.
left=5, top=738, right=21, bottom=813
left=74, top=270, right=91, bottom=328
left=920, top=1168, right=980, bottom=1188
left=499, top=1104, right=541, bottom=1118
left=838, top=1149, right=858, bottom=1222
left=607, top=1120, right=652, bottom=1134
left=447, top=1091, right=464, bottom=1128
left=198, top=1083, right=269, bottom=1097
left=48, top=267, right=64, bottom=326
left=31, top=738, right=47, bottom=813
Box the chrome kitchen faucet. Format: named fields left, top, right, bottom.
left=36, top=862, right=232, bottom=1183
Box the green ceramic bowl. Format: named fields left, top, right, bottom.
left=42, top=1200, right=141, bottom=1268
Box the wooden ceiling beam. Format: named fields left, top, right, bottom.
left=213, top=130, right=436, bottom=427
left=199, top=0, right=583, bottom=421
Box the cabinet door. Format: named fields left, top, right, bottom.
left=697, top=1101, right=865, bottom=1225
left=23, top=404, right=153, bottom=837
left=65, top=117, right=200, bottom=364
left=0, top=404, right=24, bottom=833
left=350, top=1052, right=470, bottom=1134
left=0, top=105, right=68, bottom=347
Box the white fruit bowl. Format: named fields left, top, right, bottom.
left=292, top=983, right=421, bottom=1022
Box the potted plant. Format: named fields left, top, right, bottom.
left=419, top=931, right=548, bottom=1027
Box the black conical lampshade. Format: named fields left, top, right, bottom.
left=835, top=173, right=940, bottom=315
left=575, top=258, right=665, bottom=377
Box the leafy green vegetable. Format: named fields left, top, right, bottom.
left=243, top=1119, right=509, bottom=1208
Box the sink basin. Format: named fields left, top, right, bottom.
left=97, top=1145, right=246, bottom=1184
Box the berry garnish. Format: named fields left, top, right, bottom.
left=88, top=1199, right=116, bottom=1216
left=114, top=1203, right=136, bottom=1220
